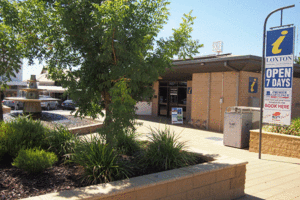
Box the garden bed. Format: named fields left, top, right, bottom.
left=4, top=112, right=102, bottom=135
left=0, top=143, right=206, bottom=200
left=249, top=129, right=300, bottom=158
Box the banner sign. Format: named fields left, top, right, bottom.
left=264, top=27, right=294, bottom=125
left=171, top=107, right=183, bottom=124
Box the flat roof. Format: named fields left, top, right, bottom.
left=160, top=54, right=300, bottom=81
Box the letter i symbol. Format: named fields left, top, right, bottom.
left=272, top=30, right=288, bottom=54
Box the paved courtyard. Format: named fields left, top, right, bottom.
left=51, top=110, right=300, bottom=199
left=133, top=117, right=300, bottom=200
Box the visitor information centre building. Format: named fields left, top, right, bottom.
left=150, top=54, right=300, bottom=132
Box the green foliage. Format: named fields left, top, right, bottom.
left=68, top=135, right=131, bottom=184
left=0, top=116, right=48, bottom=159
left=263, top=117, right=300, bottom=136
left=114, top=130, right=141, bottom=156
left=12, top=148, right=58, bottom=174
left=43, top=126, right=78, bottom=159
left=140, top=127, right=197, bottom=171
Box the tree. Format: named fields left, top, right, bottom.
left=18, top=0, right=203, bottom=144
left=296, top=56, right=300, bottom=65
left=0, top=1, right=23, bottom=121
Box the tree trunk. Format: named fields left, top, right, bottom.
left=102, top=90, right=113, bottom=145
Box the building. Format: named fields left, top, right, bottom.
left=36, top=67, right=67, bottom=100
left=151, top=54, right=300, bottom=132
left=0, top=65, right=27, bottom=97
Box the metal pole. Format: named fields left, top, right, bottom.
left=259, top=4, right=295, bottom=159
left=281, top=10, right=283, bottom=27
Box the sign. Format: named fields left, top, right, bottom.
left=171, top=107, right=183, bottom=124
left=249, top=77, right=258, bottom=93
left=264, top=27, right=294, bottom=125
left=187, top=87, right=192, bottom=94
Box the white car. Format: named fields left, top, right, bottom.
left=39, top=96, right=59, bottom=110
left=2, top=99, right=24, bottom=110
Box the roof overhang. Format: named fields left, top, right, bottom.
left=160, top=55, right=300, bottom=81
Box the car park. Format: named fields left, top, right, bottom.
left=39, top=95, right=59, bottom=110
left=61, top=100, right=76, bottom=110
left=2, top=99, right=24, bottom=110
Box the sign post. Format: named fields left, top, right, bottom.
left=259, top=5, right=295, bottom=159
left=171, top=107, right=183, bottom=124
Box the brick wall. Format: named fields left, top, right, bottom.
left=152, top=81, right=159, bottom=116
left=191, top=72, right=238, bottom=132
left=2, top=105, right=11, bottom=114
left=249, top=130, right=300, bottom=159
left=238, top=71, right=261, bottom=106
left=292, top=77, right=300, bottom=119
left=186, top=80, right=192, bottom=121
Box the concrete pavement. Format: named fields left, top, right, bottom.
left=43, top=111, right=300, bottom=199
left=134, top=117, right=300, bottom=200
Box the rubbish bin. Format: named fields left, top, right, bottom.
left=223, top=106, right=256, bottom=148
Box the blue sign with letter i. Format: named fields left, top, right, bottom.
left=266, top=27, right=294, bottom=57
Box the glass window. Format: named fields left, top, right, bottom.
left=169, top=82, right=177, bottom=86
left=178, top=87, right=187, bottom=105
left=178, top=81, right=187, bottom=86
left=159, top=87, right=168, bottom=103
left=159, top=82, right=168, bottom=86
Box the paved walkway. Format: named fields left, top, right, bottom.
left=132, top=117, right=300, bottom=200
left=55, top=111, right=300, bottom=199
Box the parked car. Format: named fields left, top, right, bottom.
left=2, top=99, right=24, bottom=110
left=61, top=100, right=76, bottom=110
left=39, top=95, right=59, bottom=110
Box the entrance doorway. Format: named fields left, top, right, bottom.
left=158, top=81, right=187, bottom=118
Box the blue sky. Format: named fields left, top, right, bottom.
left=23, top=0, right=300, bottom=81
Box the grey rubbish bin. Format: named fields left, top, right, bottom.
left=223, top=107, right=255, bottom=148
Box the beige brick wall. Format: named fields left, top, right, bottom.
left=191, top=72, right=238, bottom=132
left=249, top=130, right=300, bottom=159
left=292, top=77, right=300, bottom=119
left=152, top=81, right=159, bottom=116
left=191, top=73, right=210, bottom=129
left=69, top=123, right=103, bottom=135
left=2, top=105, right=11, bottom=114
left=186, top=80, right=192, bottom=121
left=238, top=71, right=261, bottom=106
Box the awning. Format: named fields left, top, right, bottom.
left=38, top=85, right=66, bottom=93
left=6, top=81, right=27, bottom=86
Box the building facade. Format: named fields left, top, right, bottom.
left=151, top=54, right=300, bottom=132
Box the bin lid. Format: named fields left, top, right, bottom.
left=226, top=106, right=260, bottom=113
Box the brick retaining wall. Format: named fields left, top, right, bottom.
left=22, top=153, right=247, bottom=200
left=68, top=123, right=103, bottom=135
left=249, top=129, right=300, bottom=159
left=2, top=105, right=11, bottom=114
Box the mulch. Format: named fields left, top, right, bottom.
left=0, top=152, right=206, bottom=200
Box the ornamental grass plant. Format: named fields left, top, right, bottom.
left=67, top=135, right=132, bottom=184
left=139, top=127, right=197, bottom=172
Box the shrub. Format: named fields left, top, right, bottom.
left=115, top=130, right=141, bottom=156
left=43, top=126, right=78, bottom=159
left=12, top=148, right=58, bottom=173
left=263, top=117, right=300, bottom=136
left=68, top=135, right=131, bottom=184
left=140, top=127, right=197, bottom=171
left=0, top=116, right=48, bottom=159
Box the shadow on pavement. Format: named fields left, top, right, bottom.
left=136, top=115, right=223, bottom=134
left=235, top=194, right=265, bottom=200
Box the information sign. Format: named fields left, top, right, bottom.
left=171, top=107, right=183, bottom=124
left=264, top=27, right=294, bottom=125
